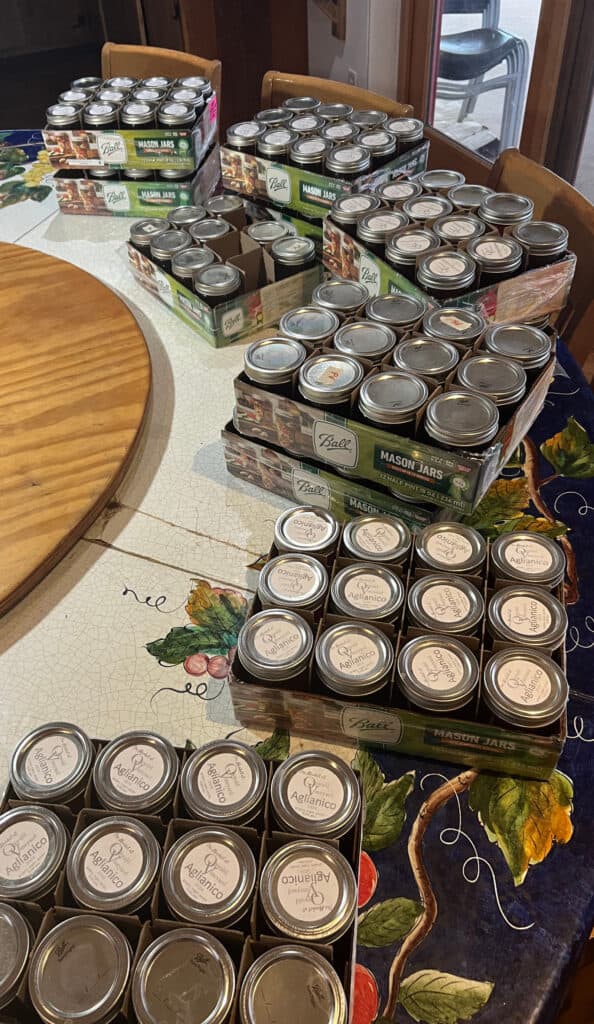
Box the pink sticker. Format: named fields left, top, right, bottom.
left=209, top=94, right=218, bottom=124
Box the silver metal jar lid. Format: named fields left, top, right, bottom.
left=176, top=75, right=210, bottom=93
left=467, top=235, right=523, bottom=272
left=66, top=815, right=161, bottom=913
left=343, top=514, right=411, bottom=563
left=483, top=323, right=552, bottom=370
left=190, top=218, right=232, bottom=242
left=417, top=250, right=477, bottom=291
left=245, top=336, right=306, bottom=385
left=150, top=228, right=192, bottom=260
left=403, top=195, right=453, bottom=222
left=275, top=506, right=340, bottom=553
left=283, top=96, right=322, bottom=111
left=376, top=179, right=423, bottom=204
left=358, top=369, right=429, bottom=424
left=84, top=101, right=119, bottom=124
left=325, top=144, right=371, bottom=175
left=204, top=194, right=244, bottom=216
left=290, top=136, right=331, bottom=164
left=385, top=116, right=424, bottom=141
left=424, top=389, right=499, bottom=448
left=72, top=76, right=102, bottom=89
left=158, top=100, right=196, bottom=125
left=255, top=107, right=294, bottom=125
left=0, top=805, right=68, bottom=901
left=161, top=826, right=256, bottom=926
left=257, top=128, right=299, bottom=156
left=28, top=915, right=131, bottom=1024
left=483, top=648, right=568, bottom=728
left=334, top=319, right=396, bottom=360
left=365, top=293, right=426, bottom=329
left=312, top=279, right=369, bottom=314
left=271, top=235, right=316, bottom=265
left=290, top=113, right=325, bottom=134
left=456, top=354, right=527, bottom=406
left=392, top=336, right=459, bottom=380
left=407, top=574, right=484, bottom=635
left=331, top=562, right=405, bottom=621
left=181, top=740, right=268, bottom=823
left=330, top=192, right=381, bottom=225
left=490, top=532, right=566, bottom=587
left=349, top=109, right=388, bottom=128
left=318, top=102, right=354, bottom=121
left=172, top=246, right=216, bottom=278
left=415, top=522, right=486, bottom=574
left=170, top=87, right=205, bottom=110
left=0, top=903, right=31, bottom=1010
left=133, top=928, right=235, bottom=1024
left=385, top=226, right=440, bottom=266
left=122, top=166, right=152, bottom=179
left=488, top=585, right=567, bottom=649
left=92, top=730, right=179, bottom=813
left=121, top=100, right=155, bottom=125
left=279, top=305, right=340, bottom=342
left=478, top=192, right=534, bottom=226
left=356, top=209, right=409, bottom=244
left=270, top=750, right=361, bottom=839
left=246, top=220, right=290, bottom=244
left=60, top=88, right=92, bottom=103
left=315, top=621, right=394, bottom=696
left=512, top=219, right=569, bottom=256
left=236, top=609, right=314, bottom=683
left=141, top=75, right=172, bottom=89
left=418, top=169, right=465, bottom=192
left=130, top=218, right=169, bottom=246
left=397, top=635, right=480, bottom=712
left=106, top=75, right=137, bottom=89
left=133, top=86, right=165, bottom=103
left=298, top=352, right=364, bottom=404
left=10, top=721, right=94, bottom=804
left=258, top=553, right=328, bottom=609
left=448, top=183, right=495, bottom=210
left=321, top=120, right=360, bottom=143
left=422, top=305, right=486, bottom=344
left=239, top=944, right=347, bottom=1024
left=195, top=263, right=242, bottom=297
left=433, top=213, right=485, bottom=243
left=226, top=120, right=266, bottom=146
left=168, top=204, right=206, bottom=228
left=259, top=840, right=357, bottom=942
left=158, top=167, right=194, bottom=180
left=358, top=129, right=396, bottom=156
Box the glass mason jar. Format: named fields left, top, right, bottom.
left=168, top=204, right=207, bottom=230
left=357, top=129, right=397, bottom=169
left=289, top=113, right=325, bottom=135
left=358, top=369, right=428, bottom=437
left=83, top=101, right=119, bottom=129
left=482, top=648, right=568, bottom=729
left=466, top=235, right=523, bottom=287
left=0, top=805, right=68, bottom=903
left=194, top=264, right=243, bottom=308
left=275, top=506, right=341, bottom=555
left=423, top=390, right=499, bottom=451
left=487, top=585, right=567, bottom=651
left=226, top=120, right=266, bottom=153
left=258, top=553, right=328, bottom=612
left=9, top=721, right=94, bottom=806
left=122, top=167, right=153, bottom=180
left=315, top=621, right=394, bottom=698
left=365, top=293, right=427, bottom=334
left=0, top=903, right=32, bottom=1011
left=329, top=192, right=382, bottom=236
left=46, top=103, right=84, bottom=128
left=325, top=144, right=371, bottom=180
left=120, top=101, right=156, bottom=128
left=158, top=168, right=195, bottom=182
left=330, top=562, right=405, bottom=623
left=246, top=220, right=291, bottom=247
left=161, top=826, right=256, bottom=926
left=298, top=352, right=364, bottom=413
left=92, top=730, right=179, bottom=815
left=417, top=169, right=465, bottom=195
left=133, top=86, right=167, bottom=104
left=511, top=220, right=569, bottom=268
left=448, top=183, right=495, bottom=211
left=279, top=305, right=340, bottom=346
left=397, top=635, right=480, bottom=713
left=289, top=136, right=331, bottom=174
left=181, top=740, right=268, bottom=825
left=318, top=102, right=354, bottom=122
left=204, top=194, right=244, bottom=218
left=257, top=127, right=299, bottom=161
left=356, top=209, right=409, bottom=255
left=407, top=573, right=484, bottom=636
left=414, top=522, right=486, bottom=575
left=455, top=354, right=527, bottom=417
left=490, top=532, right=566, bottom=588
left=189, top=218, right=233, bottom=245
left=60, top=87, right=96, bottom=103
left=157, top=101, right=196, bottom=128
left=312, top=279, right=369, bottom=319
left=172, top=246, right=216, bottom=288
left=129, top=218, right=169, bottom=255
left=343, top=514, right=411, bottom=565
left=375, top=179, right=423, bottom=206
left=236, top=609, right=314, bottom=688
left=320, top=120, right=360, bottom=145
left=269, top=750, right=361, bottom=839
left=255, top=107, right=294, bottom=126
left=392, top=336, right=459, bottom=382
left=482, top=323, right=553, bottom=377
left=477, top=192, right=534, bottom=232
left=72, top=75, right=103, bottom=90
left=149, top=228, right=192, bottom=272
left=333, top=319, right=396, bottom=362
left=403, top=194, right=453, bottom=225
left=176, top=74, right=212, bottom=97
left=271, top=236, right=317, bottom=280
left=66, top=815, right=161, bottom=914
left=244, top=336, right=307, bottom=392
left=433, top=213, right=485, bottom=246
left=384, top=226, right=440, bottom=283
left=422, top=305, right=486, bottom=347
left=87, top=166, right=119, bottom=180
left=385, top=117, right=424, bottom=153
left=349, top=109, right=388, bottom=130
left=283, top=96, right=322, bottom=112
left=169, top=88, right=205, bottom=114
left=239, top=946, right=347, bottom=1024
left=416, top=250, right=477, bottom=299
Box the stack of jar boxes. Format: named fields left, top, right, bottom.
left=0, top=722, right=363, bottom=1023
left=230, top=506, right=569, bottom=780
left=43, top=73, right=220, bottom=218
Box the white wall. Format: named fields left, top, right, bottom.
left=307, top=0, right=401, bottom=99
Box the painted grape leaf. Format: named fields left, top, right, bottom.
left=146, top=626, right=232, bottom=665
left=186, top=579, right=247, bottom=633
left=358, top=897, right=422, bottom=947
left=362, top=771, right=415, bottom=852
left=247, top=553, right=269, bottom=571
left=184, top=739, right=196, bottom=752
left=493, top=513, right=567, bottom=538
left=254, top=729, right=290, bottom=761
left=398, top=970, right=494, bottom=1024
left=468, top=770, right=573, bottom=886
left=464, top=477, right=529, bottom=537
left=540, top=417, right=594, bottom=478
left=352, top=749, right=385, bottom=805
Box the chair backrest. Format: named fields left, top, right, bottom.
left=261, top=70, right=413, bottom=118
left=487, top=148, right=594, bottom=376
left=101, top=43, right=221, bottom=103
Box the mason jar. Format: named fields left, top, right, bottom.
left=122, top=167, right=153, bottom=180
left=356, top=209, right=409, bottom=255
left=343, top=514, right=411, bottom=565
left=455, top=354, right=527, bottom=416
left=312, top=279, right=369, bottom=318
left=246, top=220, right=291, bottom=247
left=385, top=117, right=424, bottom=153
left=349, top=109, right=388, bottom=130
left=92, top=730, right=179, bottom=815
left=283, top=96, right=322, bottom=112
left=321, top=120, right=360, bottom=144
left=0, top=805, right=68, bottom=903
left=466, top=235, right=523, bottom=287
left=414, top=522, right=486, bottom=575
left=490, top=532, right=566, bottom=588
left=397, top=635, right=480, bottom=713
left=392, top=336, right=459, bottom=381
left=176, top=75, right=211, bottom=96
left=239, top=945, right=347, bottom=1024
left=271, top=236, right=317, bottom=279
left=259, top=840, right=357, bottom=942
left=422, top=305, right=486, bottom=346
left=298, top=352, right=364, bottom=413
left=181, top=740, right=268, bottom=824
left=158, top=168, right=195, bottom=182
left=280, top=305, right=340, bottom=345
left=274, top=506, right=341, bottom=555
left=333, top=319, right=396, bottom=362
left=72, top=75, right=102, bottom=90
left=330, top=563, right=405, bottom=623
left=149, top=228, right=192, bottom=271
left=448, top=183, right=495, bottom=212
left=120, top=100, right=156, bottom=128
left=0, top=903, right=32, bottom=1011
left=244, top=336, right=307, bottom=392
left=161, top=826, right=256, bottom=926
left=270, top=750, right=361, bottom=839
left=365, top=293, right=426, bottom=333
left=194, top=263, right=242, bottom=308
left=375, top=179, right=423, bottom=206
left=168, top=204, right=206, bottom=230
left=204, top=194, right=244, bottom=218
left=384, top=226, right=440, bottom=283
left=87, top=166, right=119, bottom=180
left=423, top=390, right=499, bottom=450
left=236, top=609, right=314, bottom=687
left=133, top=86, right=167, bottom=104
left=226, top=121, right=265, bottom=153
left=83, top=101, right=119, bottom=129
left=258, top=553, right=328, bottom=612
left=329, top=192, right=381, bottom=235
left=512, top=220, right=569, bottom=268
left=358, top=370, right=428, bottom=437
left=487, top=585, right=567, bottom=651
left=477, top=192, right=534, bottom=232
left=190, top=218, right=233, bottom=245
left=258, top=127, right=299, bottom=161
left=169, top=88, right=205, bottom=114
left=289, top=113, right=325, bottom=135
left=66, top=815, right=161, bottom=914
left=417, top=169, right=465, bottom=195
left=172, top=246, right=216, bottom=288
left=325, top=144, right=371, bottom=180
left=255, top=107, right=294, bottom=126
left=9, top=722, right=94, bottom=807
left=403, top=194, right=453, bottom=225
left=433, top=213, right=485, bottom=246
left=357, top=129, right=397, bottom=169
left=318, top=102, right=354, bottom=122
left=483, top=323, right=553, bottom=377
left=315, top=621, right=394, bottom=698
left=289, top=136, right=331, bottom=173
left=407, top=574, right=484, bottom=635
left=416, top=250, right=477, bottom=299
left=130, top=218, right=168, bottom=254
left=60, top=86, right=96, bottom=102
left=28, top=915, right=132, bottom=1024
left=483, top=648, right=568, bottom=730
left=157, top=101, right=196, bottom=128
left=46, top=102, right=83, bottom=128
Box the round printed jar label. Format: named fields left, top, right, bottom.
left=339, top=195, right=373, bottom=212
left=333, top=147, right=365, bottom=164
left=0, top=822, right=49, bottom=881
left=109, top=743, right=165, bottom=797
left=327, top=123, right=352, bottom=138
left=253, top=620, right=304, bottom=662
left=163, top=103, right=189, bottom=117
left=276, top=855, right=339, bottom=922
left=410, top=646, right=464, bottom=691
left=395, top=234, right=431, bottom=253
left=383, top=183, right=415, bottom=200
left=293, top=116, right=318, bottom=130
left=287, top=767, right=345, bottom=822
left=264, top=130, right=291, bottom=145
left=427, top=255, right=466, bottom=278
left=268, top=561, right=319, bottom=600
left=363, top=131, right=390, bottom=146
left=197, top=753, right=253, bottom=807
left=500, top=596, right=552, bottom=637
left=420, top=584, right=471, bottom=624
left=367, top=214, right=403, bottom=231
left=503, top=539, right=553, bottom=574
left=24, top=736, right=79, bottom=788
left=354, top=522, right=401, bottom=556
left=284, top=511, right=332, bottom=547
left=344, top=573, right=392, bottom=611
left=298, top=139, right=325, bottom=155
left=180, top=841, right=240, bottom=905
left=476, top=240, right=513, bottom=261
left=425, top=531, right=473, bottom=566
left=235, top=122, right=261, bottom=137
left=410, top=200, right=442, bottom=218
left=83, top=832, right=143, bottom=894
left=329, top=633, right=381, bottom=678
left=391, top=119, right=417, bottom=132
left=440, top=219, right=475, bottom=238
left=497, top=659, right=552, bottom=706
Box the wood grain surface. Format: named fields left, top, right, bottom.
left=0, top=242, right=151, bottom=616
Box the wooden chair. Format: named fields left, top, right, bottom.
left=487, top=148, right=594, bottom=381
left=101, top=43, right=221, bottom=104
left=261, top=70, right=413, bottom=118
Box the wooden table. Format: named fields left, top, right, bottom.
left=0, top=242, right=150, bottom=615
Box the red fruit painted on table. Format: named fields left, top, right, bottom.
left=352, top=964, right=379, bottom=1024
left=183, top=653, right=209, bottom=676
left=208, top=655, right=230, bottom=679
left=358, top=851, right=378, bottom=908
